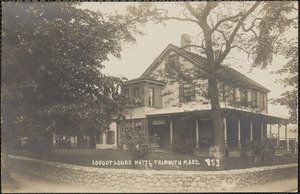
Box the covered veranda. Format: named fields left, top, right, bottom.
left=146, top=107, right=290, bottom=155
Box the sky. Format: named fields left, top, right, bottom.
left=80, top=2, right=297, bottom=133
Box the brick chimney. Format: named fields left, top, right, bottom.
left=181, top=34, right=191, bottom=51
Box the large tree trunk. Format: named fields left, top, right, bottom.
left=208, top=73, right=225, bottom=160
left=203, top=28, right=226, bottom=160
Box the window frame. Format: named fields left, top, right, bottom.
left=106, top=130, right=115, bottom=144
left=133, top=87, right=140, bottom=99
left=180, top=84, right=196, bottom=103
left=134, top=121, right=142, bottom=131
left=148, top=87, right=155, bottom=107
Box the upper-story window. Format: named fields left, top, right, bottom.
left=259, top=93, right=265, bottom=110
left=165, top=53, right=179, bottom=70
left=134, top=87, right=140, bottom=99
left=148, top=87, right=155, bottom=106
left=233, top=88, right=240, bottom=101
left=251, top=91, right=258, bottom=106
left=240, top=90, right=248, bottom=106
left=179, top=84, right=196, bottom=102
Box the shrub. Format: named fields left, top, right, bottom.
left=121, top=127, right=159, bottom=159
left=173, top=138, right=196, bottom=155
left=245, top=138, right=275, bottom=162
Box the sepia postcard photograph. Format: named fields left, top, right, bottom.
left=1, top=1, right=298, bottom=193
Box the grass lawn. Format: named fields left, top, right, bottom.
left=8, top=149, right=297, bottom=171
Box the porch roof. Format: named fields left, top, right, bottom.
left=222, top=108, right=289, bottom=124
left=146, top=105, right=287, bottom=124
left=146, top=104, right=211, bottom=117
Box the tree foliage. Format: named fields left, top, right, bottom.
left=272, top=38, right=298, bottom=125
left=121, top=127, right=159, bottom=160
left=2, top=2, right=141, bottom=150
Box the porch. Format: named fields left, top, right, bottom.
left=146, top=108, right=292, bottom=157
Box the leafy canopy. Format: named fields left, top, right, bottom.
left=2, top=2, right=141, bottom=145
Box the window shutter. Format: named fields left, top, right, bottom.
left=111, top=131, right=115, bottom=144
left=99, top=133, right=103, bottom=144
left=247, top=91, right=252, bottom=102
left=179, top=84, right=184, bottom=102
left=234, top=88, right=240, bottom=101
left=258, top=93, right=262, bottom=107
left=106, top=132, right=109, bottom=144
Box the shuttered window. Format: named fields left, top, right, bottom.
left=165, top=53, right=179, bottom=70
left=251, top=91, right=258, bottom=106
left=106, top=131, right=115, bottom=144
left=258, top=93, right=265, bottom=110
left=179, top=84, right=196, bottom=102
left=240, top=90, right=247, bottom=106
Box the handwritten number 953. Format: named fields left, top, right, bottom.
left=205, top=159, right=220, bottom=167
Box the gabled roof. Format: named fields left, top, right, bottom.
left=140, top=44, right=270, bottom=93
left=124, top=77, right=166, bottom=86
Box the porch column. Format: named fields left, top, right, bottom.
left=261, top=121, right=264, bottom=140
left=250, top=120, right=253, bottom=141
left=223, top=117, right=227, bottom=147
left=269, top=124, right=272, bottom=138
left=285, top=124, right=288, bottom=151
left=169, top=120, right=173, bottom=149
left=195, top=119, right=199, bottom=149
left=237, top=119, right=241, bottom=148
left=277, top=124, right=280, bottom=147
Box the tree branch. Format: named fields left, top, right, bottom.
left=156, top=16, right=200, bottom=24
left=212, top=12, right=243, bottom=32
left=201, top=1, right=220, bottom=20
left=216, top=29, right=228, bottom=42
left=231, top=45, right=251, bottom=60
left=185, top=2, right=201, bottom=20
left=215, top=1, right=261, bottom=64
left=250, top=28, right=273, bottom=50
